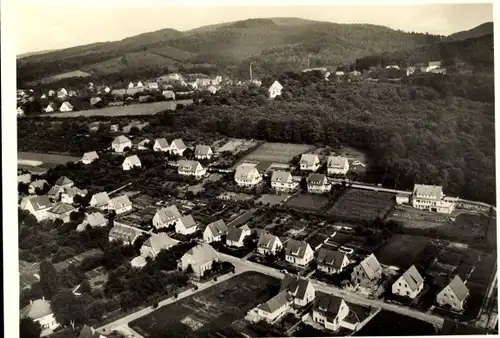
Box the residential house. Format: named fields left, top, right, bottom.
left=108, top=225, right=141, bottom=245
left=226, top=225, right=251, bottom=247
left=203, top=219, right=229, bottom=243
left=207, top=86, right=217, bottom=94
left=175, top=214, right=198, bottom=235
left=140, top=233, right=178, bottom=259
left=60, top=186, right=88, bottom=204
left=28, top=179, right=49, bottom=194
left=145, top=82, right=159, bottom=90
left=195, top=78, right=212, bottom=88
left=280, top=274, right=316, bottom=307
left=135, top=139, right=150, bottom=150
left=59, top=101, right=74, bottom=112
left=76, top=212, right=107, bottom=232
left=385, top=65, right=400, bottom=69
left=268, top=80, right=283, bottom=99
left=68, top=90, right=77, bottom=97
left=396, top=194, right=410, bottom=205
left=47, top=203, right=76, bottom=222
left=392, top=265, right=424, bottom=299
left=307, top=174, right=331, bottom=194
left=168, top=138, right=187, bottom=156
left=22, top=195, right=53, bottom=221
left=128, top=82, right=135, bottom=88
left=285, top=239, right=314, bottom=266
left=137, top=81, right=144, bottom=88
left=48, top=90, right=55, bottom=97
left=57, top=88, right=68, bottom=99
left=90, top=97, right=102, bottom=106
left=108, top=195, right=133, bottom=215
left=17, top=107, right=24, bottom=116
left=436, top=275, right=469, bottom=311
left=152, top=205, right=182, bottom=229
left=111, top=135, right=132, bottom=153
left=162, top=90, right=175, bottom=100
left=44, top=103, right=55, bottom=113
left=411, top=184, right=455, bottom=214
left=234, top=165, right=262, bottom=187
left=18, top=173, right=32, bottom=184
left=77, top=325, right=106, bottom=338
left=110, top=124, right=120, bottom=132
left=316, top=248, right=350, bottom=274
left=20, top=298, right=60, bottom=336
left=81, top=151, right=99, bottom=164
left=153, top=138, right=170, bottom=152
left=254, top=291, right=293, bottom=323
left=177, top=160, right=206, bottom=178
left=90, top=192, right=111, bottom=210
left=178, top=242, right=220, bottom=278
left=47, top=185, right=65, bottom=200
left=426, top=61, right=442, bottom=72
left=327, top=156, right=349, bottom=175
left=312, top=293, right=350, bottom=332
left=271, top=170, right=297, bottom=192
left=55, top=176, right=74, bottom=189
left=351, top=254, right=382, bottom=288
left=122, top=155, right=142, bottom=171
left=300, top=154, right=321, bottom=172
left=194, top=145, right=213, bottom=160
left=257, top=233, right=282, bottom=256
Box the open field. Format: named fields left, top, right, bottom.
left=375, top=234, right=431, bottom=269
left=328, top=189, right=395, bottom=222
left=388, top=205, right=450, bottom=228
left=39, top=100, right=193, bottom=117
left=38, top=70, right=91, bottom=84
left=19, top=260, right=40, bottom=290
left=214, top=138, right=259, bottom=154
left=285, top=193, right=330, bottom=211
left=255, top=194, right=290, bottom=206
left=18, top=152, right=80, bottom=167
left=239, top=142, right=313, bottom=165
left=130, top=272, right=280, bottom=338
left=354, top=311, right=437, bottom=336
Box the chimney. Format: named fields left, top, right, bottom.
left=249, top=63, right=253, bottom=82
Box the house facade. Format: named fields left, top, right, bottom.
left=268, top=80, right=283, bottom=99
left=112, top=135, right=132, bottom=153
left=285, top=240, right=314, bottom=266
left=23, top=196, right=53, bottom=221
left=122, top=155, right=142, bottom=171
left=153, top=138, right=169, bottom=152
left=203, top=219, right=229, bottom=243
left=108, top=195, right=133, bottom=215
left=312, top=294, right=350, bottom=332
left=271, top=171, right=298, bottom=192
left=257, top=233, right=282, bottom=255
left=327, top=156, right=349, bottom=176
left=300, top=154, right=321, bottom=172
left=178, top=160, right=206, bottom=178
left=307, top=174, right=331, bottom=194
left=411, top=184, right=455, bottom=214
left=178, top=243, right=220, bottom=278
left=194, top=145, right=213, bottom=159
left=436, top=275, right=469, bottom=311
left=59, top=101, right=74, bottom=112
left=392, top=265, right=424, bottom=299
left=140, top=233, right=178, bottom=259
left=254, top=291, right=292, bottom=323
left=175, top=215, right=198, bottom=235
left=90, top=192, right=110, bottom=210
left=351, top=254, right=382, bottom=288
left=226, top=225, right=251, bottom=247
left=81, top=151, right=99, bottom=164
left=152, top=205, right=182, bottom=229
left=280, top=274, right=316, bottom=307
left=316, top=248, right=350, bottom=274
left=20, top=298, right=60, bottom=336
left=168, top=139, right=187, bottom=156
left=235, top=165, right=262, bottom=187
left=108, top=225, right=141, bottom=245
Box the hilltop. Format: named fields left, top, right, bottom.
left=446, top=22, right=493, bottom=41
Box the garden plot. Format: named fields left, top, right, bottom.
left=388, top=205, right=450, bottom=229
left=328, top=189, right=395, bottom=222
left=238, top=142, right=313, bottom=165
left=375, top=235, right=430, bottom=270
left=285, top=193, right=330, bottom=211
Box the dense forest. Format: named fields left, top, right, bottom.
left=18, top=70, right=495, bottom=204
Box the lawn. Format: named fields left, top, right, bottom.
left=40, top=100, right=193, bottom=117
left=18, top=152, right=81, bottom=166
left=38, top=70, right=92, bottom=84
left=285, top=193, right=330, bottom=211
left=129, top=272, right=281, bottom=338
left=354, top=311, right=437, bottom=336
left=388, top=205, right=449, bottom=229
left=256, top=194, right=290, bottom=206
left=239, top=142, right=313, bottom=165
left=328, top=189, right=395, bottom=222
left=375, top=234, right=430, bottom=269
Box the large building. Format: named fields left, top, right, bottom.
left=411, top=184, right=456, bottom=214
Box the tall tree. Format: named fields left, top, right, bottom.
left=39, top=261, right=59, bottom=299
left=51, top=289, right=85, bottom=331
left=19, top=317, right=42, bottom=338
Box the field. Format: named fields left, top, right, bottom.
left=375, top=234, right=431, bottom=269
left=255, top=194, right=290, bottom=206
left=19, top=260, right=40, bottom=290
left=18, top=152, right=81, bottom=167
left=38, top=70, right=91, bottom=84
left=81, top=57, right=127, bottom=74
left=388, top=205, right=450, bottom=228
left=39, top=100, right=193, bottom=118
left=123, top=51, right=177, bottom=71
left=327, top=189, right=395, bottom=222
left=130, top=272, right=280, bottom=338
left=285, top=193, right=330, bottom=211
left=354, top=311, right=437, bottom=336
left=238, top=142, right=313, bottom=165
left=214, top=139, right=259, bottom=154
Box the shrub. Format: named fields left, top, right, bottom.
left=213, top=277, right=218, bottom=282
left=194, top=285, right=199, bottom=291
left=174, top=293, right=178, bottom=299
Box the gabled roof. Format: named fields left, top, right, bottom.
left=447, top=275, right=469, bottom=301
left=194, top=145, right=212, bottom=156
left=235, top=165, right=260, bottom=180
left=300, top=154, right=319, bottom=166
left=91, top=192, right=110, bottom=207
left=401, top=265, right=424, bottom=291
left=124, top=155, right=141, bottom=166
left=178, top=215, right=197, bottom=229
left=178, top=160, right=202, bottom=173
left=109, top=195, right=132, bottom=209
left=271, top=170, right=292, bottom=183
left=258, top=232, right=280, bottom=249
left=109, top=225, right=140, bottom=242
left=28, top=196, right=52, bottom=211
left=413, top=184, right=443, bottom=200
left=313, top=292, right=344, bottom=320
left=20, top=299, right=53, bottom=319
left=307, top=173, right=328, bottom=186
left=78, top=325, right=102, bottom=338
left=182, top=242, right=219, bottom=265
left=112, top=135, right=131, bottom=145
left=60, top=101, right=73, bottom=109
left=155, top=138, right=169, bottom=148
left=327, top=156, right=348, bottom=169
left=227, top=227, right=247, bottom=243
left=280, top=274, right=312, bottom=300
left=63, top=186, right=88, bottom=198
left=206, top=219, right=229, bottom=237
left=143, top=233, right=178, bottom=252
left=155, top=205, right=181, bottom=223
left=170, top=138, right=186, bottom=150
left=55, top=176, right=74, bottom=186
left=359, top=254, right=382, bottom=280
left=86, top=212, right=106, bottom=227
left=47, top=185, right=65, bottom=196
left=316, top=248, right=347, bottom=269
left=50, top=202, right=76, bottom=215
left=285, top=239, right=310, bottom=259
left=82, top=151, right=99, bottom=161
left=257, top=290, right=292, bottom=313
left=268, top=80, right=283, bottom=91
left=30, top=179, right=48, bottom=189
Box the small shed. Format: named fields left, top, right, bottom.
left=396, top=194, right=410, bottom=205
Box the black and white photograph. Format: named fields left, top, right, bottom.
left=6, top=1, right=498, bottom=337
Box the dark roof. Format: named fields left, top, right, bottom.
left=257, top=291, right=292, bottom=313
left=307, top=173, right=328, bottom=186
left=55, top=176, right=74, bottom=186
left=285, top=239, right=309, bottom=259
left=226, top=227, right=244, bottom=243
left=280, top=274, right=311, bottom=300
left=258, top=232, right=279, bottom=249
left=313, top=292, right=344, bottom=320
left=316, top=248, right=347, bottom=269
left=448, top=275, right=469, bottom=301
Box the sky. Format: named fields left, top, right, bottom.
left=15, top=1, right=494, bottom=55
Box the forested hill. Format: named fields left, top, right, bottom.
left=446, top=22, right=493, bottom=41
left=17, top=17, right=444, bottom=85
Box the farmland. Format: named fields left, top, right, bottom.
left=18, top=152, right=80, bottom=168
left=129, top=272, right=280, bottom=338
left=327, top=189, right=395, bottom=222
left=285, top=193, right=330, bottom=211
left=388, top=205, right=450, bottom=229
left=39, top=100, right=193, bottom=118
left=238, top=142, right=313, bottom=165
left=354, top=311, right=437, bottom=336
left=37, top=70, right=92, bottom=84
left=375, top=234, right=431, bottom=269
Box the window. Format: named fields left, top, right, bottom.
left=406, top=291, right=410, bottom=296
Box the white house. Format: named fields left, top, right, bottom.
left=162, top=90, right=176, bottom=100
left=280, top=274, right=316, bottom=307
left=122, top=155, right=142, bottom=171
left=76, top=212, right=107, bottom=232
left=312, top=293, right=350, bottom=332
left=111, top=135, right=132, bottom=153
left=17, top=107, right=24, bottom=116
left=108, top=225, right=141, bottom=245
left=18, top=173, right=32, bottom=184
left=59, top=101, right=74, bottom=112
left=128, top=82, right=135, bottom=88
left=57, top=88, right=68, bottom=99
left=234, top=165, right=262, bottom=187
left=108, top=195, right=133, bottom=215
left=178, top=243, right=220, bottom=278
left=436, top=275, right=469, bottom=311
left=203, top=219, right=229, bottom=243
left=60, top=186, right=88, bottom=204
left=268, top=80, right=283, bottom=99
left=152, top=205, right=182, bottom=229
left=47, top=203, right=76, bottom=222
left=194, top=145, right=213, bottom=160
left=90, top=192, right=110, bottom=210
left=257, top=233, right=282, bottom=256
left=81, top=151, right=99, bottom=165
left=175, top=214, right=198, bottom=235
left=300, top=154, right=321, bottom=172
left=316, top=248, right=350, bottom=274
left=153, top=138, right=170, bottom=152
left=426, top=61, right=442, bottom=72
left=396, top=194, right=410, bottom=205
left=351, top=254, right=383, bottom=288
left=140, top=233, right=178, bottom=259
left=254, top=291, right=293, bottom=322
left=137, top=81, right=144, bottom=88
left=327, top=156, right=349, bottom=176
left=285, top=239, right=314, bottom=266
left=411, top=184, right=455, bottom=214
left=392, top=265, right=424, bottom=299
left=20, top=298, right=60, bottom=336
left=177, top=160, right=206, bottom=178
left=226, top=225, right=251, bottom=247
left=22, top=196, right=53, bottom=221
left=168, top=139, right=187, bottom=156
left=146, top=82, right=159, bottom=90
left=44, top=104, right=55, bottom=113
left=271, top=171, right=298, bottom=192
left=307, top=174, right=331, bottom=194
left=48, top=90, right=55, bottom=97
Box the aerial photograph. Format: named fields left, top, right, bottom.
left=15, top=3, right=497, bottom=338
